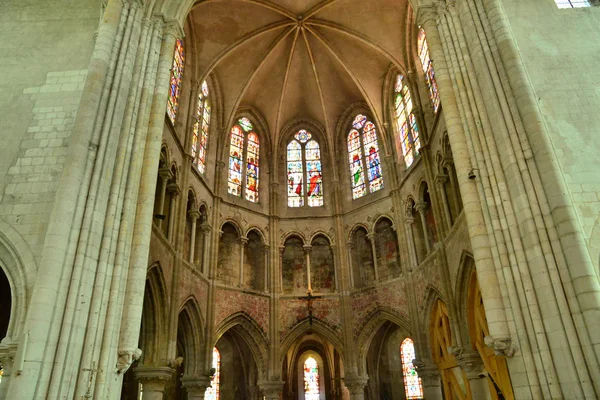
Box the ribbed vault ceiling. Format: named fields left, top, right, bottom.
left=189, top=0, right=411, bottom=148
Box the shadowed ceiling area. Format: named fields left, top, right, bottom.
left=189, top=0, right=412, bottom=148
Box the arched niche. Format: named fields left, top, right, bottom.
left=350, top=226, right=375, bottom=288
left=217, top=222, right=242, bottom=287
left=0, top=267, right=10, bottom=341
left=310, top=235, right=335, bottom=294
left=420, top=182, right=438, bottom=250
left=243, top=229, right=266, bottom=291
left=374, top=217, right=401, bottom=280
left=282, top=236, right=307, bottom=295
left=408, top=198, right=427, bottom=264
left=297, top=351, right=327, bottom=400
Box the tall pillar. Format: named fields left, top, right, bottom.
left=366, top=233, right=379, bottom=281
left=346, top=241, right=355, bottom=288
left=414, top=361, right=443, bottom=400
left=263, top=244, right=269, bottom=292
left=403, top=216, right=418, bottom=268
left=156, top=167, right=171, bottom=228
left=134, top=366, right=174, bottom=400
left=166, top=182, right=180, bottom=239
left=188, top=210, right=200, bottom=263
left=303, top=244, right=312, bottom=292
left=181, top=375, right=211, bottom=400
left=200, top=223, right=211, bottom=274
left=343, top=375, right=368, bottom=400
left=239, top=237, right=248, bottom=287
left=435, top=173, right=453, bottom=231
left=456, top=351, right=493, bottom=400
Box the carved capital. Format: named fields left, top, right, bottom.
left=200, top=222, right=212, bottom=233
left=455, top=351, right=486, bottom=380
left=415, top=5, right=438, bottom=28
left=162, top=19, right=184, bottom=40
left=366, top=232, right=376, bottom=242
left=413, top=359, right=440, bottom=384
left=240, top=237, right=249, bottom=245
left=258, top=379, right=286, bottom=398
left=115, top=348, right=142, bottom=374
left=435, top=173, right=449, bottom=185
left=303, top=244, right=312, bottom=254
left=181, top=374, right=212, bottom=394
left=404, top=216, right=415, bottom=227
left=134, top=366, right=174, bottom=384
left=158, top=167, right=173, bottom=181
left=188, top=210, right=201, bottom=220
left=343, top=374, right=369, bottom=394
left=167, top=182, right=181, bottom=197
left=415, top=201, right=428, bottom=215
left=484, top=336, right=517, bottom=357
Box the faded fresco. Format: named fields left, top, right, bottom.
left=244, top=230, right=265, bottom=291
left=351, top=227, right=375, bottom=287
left=282, top=236, right=307, bottom=294
left=310, top=236, right=335, bottom=293
left=217, top=223, right=241, bottom=286
left=374, top=218, right=401, bottom=280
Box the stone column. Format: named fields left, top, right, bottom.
left=414, top=361, right=443, bottom=400
left=346, top=241, right=355, bottom=288
left=259, top=379, right=285, bottom=400
left=456, top=351, right=493, bottom=400
left=435, top=173, right=453, bottom=231
left=181, top=375, right=211, bottom=400
left=188, top=210, right=200, bottom=264
left=166, top=182, right=180, bottom=239
left=200, top=223, right=211, bottom=274
left=263, top=244, right=270, bottom=292
left=239, top=237, right=248, bottom=287
left=343, top=375, right=368, bottom=400
left=134, top=366, right=174, bottom=400
left=366, top=233, right=379, bottom=281
left=414, top=202, right=431, bottom=254
left=0, top=341, right=18, bottom=399
left=303, top=244, right=312, bottom=292
left=156, top=167, right=172, bottom=228
left=403, top=216, right=418, bottom=268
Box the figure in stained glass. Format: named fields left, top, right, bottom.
left=227, top=118, right=260, bottom=202
left=401, top=338, right=423, bottom=400
left=287, top=131, right=323, bottom=208
left=205, top=347, right=221, bottom=400
left=193, top=80, right=211, bottom=173
left=348, top=115, right=384, bottom=199
left=418, top=29, right=440, bottom=113
left=394, top=74, right=420, bottom=167
left=304, top=357, right=320, bottom=400
left=167, top=39, right=185, bottom=124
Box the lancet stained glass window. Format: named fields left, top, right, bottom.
left=401, top=338, right=424, bottom=399
left=287, top=130, right=323, bottom=208
left=555, top=0, right=591, bottom=7
left=205, top=347, right=220, bottom=400
left=192, top=80, right=211, bottom=174
left=348, top=114, right=383, bottom=199
left=167, top=38, right=185, bottom=124
left=395, top=74, right=420, bottom=167
left=304, top=356, right=320, bottom=400
left=417, top=29, right=440, bottom=113
left=228, top=117, right=260, bottom=203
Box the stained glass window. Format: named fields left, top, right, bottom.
left=192, top=80, right=211, bottom=174
left=205, top=347, right=220, bottom=400
left=401, top=338, right=424, bottom=400
left=555, top=0, right=591, bottom=7
left=417, top=29, right=440, bottom=113
left=394, top=74, right=420, bottom=167
left=304, top=356, right=320, bottom=400
left=287, top=130, right=324, bottom=208
left=167, top=38, right=185, bottom=124
left=228, top=117, right=260, bottom=203
left=348, top=114, right=383, bottom=199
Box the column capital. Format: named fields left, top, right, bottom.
left=181, top=374, right=212, bottom=395
left=134, top=365, right=174, bottom=383
left=167, top=182, right=181, bottom=197
left=159, top=166, right=173, bottom=181
left=188, top=210, right=201, bottom=220
left=415, top=4, right=438, bottom=27
left=413, top=359, right=441, bottom=385
left=404, top=216, right=415, bottom=226
left=162, top=19, right=185, bottom=40
left=303, top=244, right=312, bottom=254
left=366, top=232, right=376, bottom=241
left=484, top=336, right=517, bottom=357
left=435, top=173, right=449, bottom=185
left=258, top=380, right=285, bottom=399
left=346, top=240, right=354, bottom=249
left=200, top=222, right=212, bottom=233
left=414, top=201, right=428, bottom=214
left=240, top=237, right=249, bottom=245
left=455, top=350, right=486, bottom=380
left=115, top=348, right=142, bottom=374
left=343, top=374, right=369, bottom=394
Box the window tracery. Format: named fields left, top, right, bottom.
left=417, top=29, right=440, bottom=113
left=394, top=74, right=420, bottom=167
left=167, top=38, right=185, bottom=124
left=205, top=347, right=220, bottom=400
left=400, top=338, right=424, bottom=399
left=348, top=114, right=384, bottom=199
left=228, top=117, right=260, bottom=203
left=192, top=81, right=211, bottom=174
left=287, top=130, right=323, bottom=208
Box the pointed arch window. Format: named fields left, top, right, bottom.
left=228, top=117, right=260, bottom=203
left=205, top=347, right=220, bottom=400
left=304, top=356, right=320, bottom=400
left=400, top=338, right=424, bottom=399
left=417, top=29, right=440, bottom=113
left=348, top=114, right=384, bottom=199
left=192, top=80, right=211, bottom=174
left=167, top=38, right=185, bottom=124
left=395, top=74, right=420, bottom=167
left=287, top=130, right=324, bottom=208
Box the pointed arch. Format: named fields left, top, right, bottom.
left=140, top=263, right=169, bottom=364
left=280, top=319, right=344, bottom=363
left=356, top=308, right=411, bottom=367
left=178, top=296, right=205, bottom=374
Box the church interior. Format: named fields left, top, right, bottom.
left=0, top=0, right=599, bottom=399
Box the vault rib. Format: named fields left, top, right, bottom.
left=198, top=21, right=295, bottom=84
left=274, top=28, right=300, bottom=147
left=305, top=25, right=389, bottom=154
left=301, top=29, right=332, bottom=150
left=304, top=0, right=342, bottom=20
left=225, top=26, right=296, bottom=137
left=194, top=0, right=297, bottom=20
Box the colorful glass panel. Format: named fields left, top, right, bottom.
left=401, top=338, right=424, bottom=400
left=555, top=0, right=591, bottom=7
left=167, top=39, right=185, bottom=124
left=205, top=347, right=220, bottom=400
left=306, top=140, right=323, bottom=207
left=348, top=129, right=366, bottom=199
left=348, top=115, right=384, bottom=199
left=418, top=29, right=440, bottom=113
left=239, top=117, right=253, bottom=132
left=288, top=140, right=304, bottom=207
left=295, top=129, right=312, bottom=143
left=193, top=80, right=210, bottom=174
left=228, top=125, right=244, bottom=197
left=245, top=132, right=260, bottom=203
left=394, top=74, right=420, bottom=167
left=363, top=122, right=383, bottom=193
left=304, top=357, right=320, bottom=400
